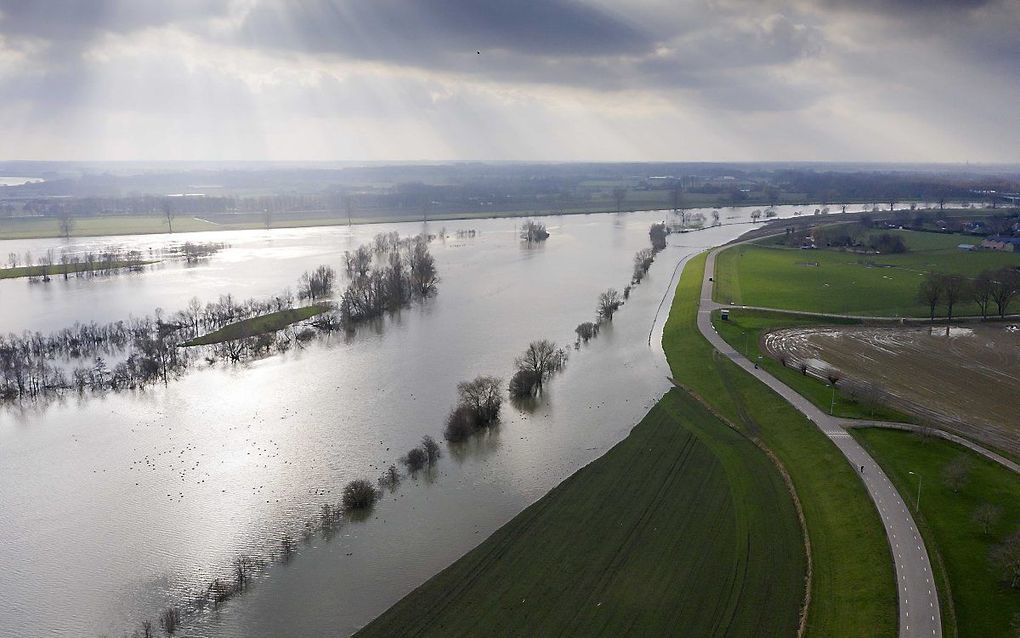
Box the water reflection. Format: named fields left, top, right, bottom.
left=0, top=206, right=826, bottom=637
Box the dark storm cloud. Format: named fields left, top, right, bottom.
left=0, top=0, right=224, bottom=41
left=236, top=0, right=649, bottom=62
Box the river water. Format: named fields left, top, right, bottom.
left=2, top=206, right=811, bottom=637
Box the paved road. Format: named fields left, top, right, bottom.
left=698, top=246, right=942, bottom=638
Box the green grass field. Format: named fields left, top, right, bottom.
left=663, top=253, right=897, bottom=637
left=182, top=305, right=329, bottom=346
left=711, top=308, right=911, bottom=422
left=0, top=259, right=156, bottom=279
left=715, top=229, right=1020, bottom=317
left=854, top=428, right=1020, bottom=637
left=358, top=389, right=806, bottom=637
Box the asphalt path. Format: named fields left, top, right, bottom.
left=698, top=244, right=942, bottom=638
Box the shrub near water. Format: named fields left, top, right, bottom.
left=342, top=479, right=380, bottom=511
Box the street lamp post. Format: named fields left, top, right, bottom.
left=830, top=384, right=836, bottom=415
left=908, top=471, right=922, bottom=510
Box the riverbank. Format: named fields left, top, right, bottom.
left=357, top=388, right=805, bottom=637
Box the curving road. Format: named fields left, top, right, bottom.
left=698, top=245, right=942, bottom=638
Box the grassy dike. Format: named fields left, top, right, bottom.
left=662, top=252, right=897, bottom=637
left=358, top=389, right=806, bottom=637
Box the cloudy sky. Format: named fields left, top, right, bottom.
left=1, top=0, right=1018, bottom=162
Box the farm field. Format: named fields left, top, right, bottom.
left=182, top=305, right=331, bottom=346
left=662, top=253, right=897, bottom=637
left=714, top=229, right=1020, bottom=317
left=357, top=389, right=806, bottom=637
left=764, top=323, right=1020, bottom=457
left=710, top=308, right=910, bottom=422
left=854, top=428, right=1020, bottom=637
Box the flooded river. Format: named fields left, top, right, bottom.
left=1, top=206, right=809, bottom=637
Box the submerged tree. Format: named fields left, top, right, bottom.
left=520, top=220, right=550, bottom=243
left=298, top=265, right=336, bottom=300
left=513, top=340, right=567, bottom=394
left=597, top=289, right=623, bottom=322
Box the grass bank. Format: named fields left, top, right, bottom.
left=714, top=230, right=1020, bottom=316
left=0, top=260, right=155, bottom=279
left=711, top=308, right=911, bottom=422
left=663, top=252, right=897, bottom=637
left=854, top=428, right=1020, bottom=637
left=358, top=389, right=806, bottom=637
left=182, top=305, right=329, bottom=346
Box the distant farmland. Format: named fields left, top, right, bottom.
left=357, top=389, right=806, bottom=637
left=714, top=229, right=1020, bottom=317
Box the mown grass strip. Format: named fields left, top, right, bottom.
left=182, top=305, right=329, bottom=346
left=357, top=389, right=805, bottom=637
left=854, top=428, right=1020, bottom=638
left=663, top=251, right=897, bottom=637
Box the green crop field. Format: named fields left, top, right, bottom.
left=854, top=428, right=1020, bottom=637
left=711, top=308, right=911, bottom=422
left=182, top=305, right=329, bottom=346
left=358, top=389, right=806, bottom=637
left=663, top=253, right=897, bottom=637
left=715, top=229, right=1020, bottom=317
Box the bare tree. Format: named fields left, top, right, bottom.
left=421, top=435, right=441, bottom=466
left=402, top=447, right=427, bottom=473
left=58, top=214, right=74, bottom=239
left=597, top=289, right=623, bottom=322
left=972, top=270, right=995, bottom=319
left=456, top=375, right=503, bottom=424
left=520, top=220, right=549, bottom=243
left=612, top=186, right=626, bottom=211
left=575, top=321, right=599, bottom=343
left=991, top=529, right=1020, bottom=588
left=941, top=274, right=967, bottom=334
left=514, top=340, right=566, bottom=392
left=942, top=455, right=971, bottom=493
left=162, top=199, right=176, bottom=233
left=159, top=607, right=180, bottom=635
left=917, top=272, right=943, bottom=332
left=973, top=503, right=1002, bottom=535
left=991, top=267, right=1020, bottom=318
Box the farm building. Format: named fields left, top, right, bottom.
left=980, top=236, right=1020, bottom=252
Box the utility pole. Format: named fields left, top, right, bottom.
left=908, top=471, right=922, bottom=510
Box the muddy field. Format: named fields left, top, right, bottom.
left=763, top=323, right=1020, bottom=455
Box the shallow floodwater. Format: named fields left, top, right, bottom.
left=2, top=206, right=811, bottom=637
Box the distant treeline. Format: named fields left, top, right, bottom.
left=2, top=164, right=1016, bottom=224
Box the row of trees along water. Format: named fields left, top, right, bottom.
left=0, top=232, right=439, bottom=403
left=4, top=241, right=227, bottom=282
left=116, top=219, right=668, bottom=636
